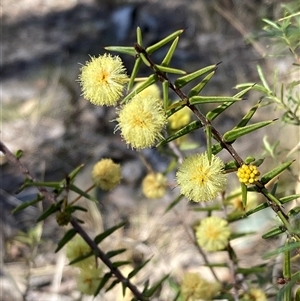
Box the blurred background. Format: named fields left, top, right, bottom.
left=1, top=0, right=299, bottom=300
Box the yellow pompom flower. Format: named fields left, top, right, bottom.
left=134, top=82, right=161, bottom=99
left=237, top=164, right=260, bottom=185
left=241, top=288, right=267, bottom=301
left=78, top=54, right=128, bottom=106
left=176, top=153, right=227, bottom=202
left=77, top=266, right=102, bottom=295
left=168, top=106, right=191, bottom=130
left=181, top=272, right=220, bottom=300
left=116, top=94, right=167, bottom=149
left=195, top=216, right=231, bottom=252
left=65, top=235, right=94, bottom=268
left=91, top=158, right=121, bottom=190
left=142, top=173, right=167, bottom=199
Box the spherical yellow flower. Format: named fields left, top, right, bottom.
left=241, top=288, right=267, bottom=301
left=65, top=235, right=94, bottom=268
left=91, top=158, right=121, bottom=190
left=237, top=164, right=260, bottom=185
left=116, top=94, right=167, bottom=149
left=77, top=266, right=102, bottom=295
left=181, top=272, right=220, bottom=300
left=134, top=82, right=161, bottom=99
left=168, top=106, right=191, bottom=130
left=142, top=173, right=167, bottom=199
left=195, top=216, right=231, bottom=252
left=78, top=54, right=128, bottom=106
left=176, top=153, right=227, bottom=202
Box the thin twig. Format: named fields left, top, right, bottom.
left=70, top=218, right=148, bottom=301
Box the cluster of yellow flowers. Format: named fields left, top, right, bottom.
left=79, top=54, right=227, bottom=202
left=91, top=158, right=168, bottom=199
left=79, top=54, right=167, bottom=150
left=80, top=54, right=229, bottom=202
left=237, top=164, right=260, bottom=185
left=76, top=49, right=270, bottom=299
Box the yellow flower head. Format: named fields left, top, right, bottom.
left=91, top=158, right=121, bottom=190
left=237, top=164, right=260, bottom=185
left=65, top=235, right=94, bottom=268
left=195, top=216, right=231, bottom=252
left=134, top=82, right=161, bottom=99
left=241, top=288, right=267, bottom=301
left=116, top=94, right=167, bottom=149
left=78, top=54, right=128, bottom=106
left=168, top=106, right=191, bottom=130
left=176, top=153, right=227, bottom=202
left=77, top=266, right=102, bottom=295
left=142, top=173, right=167, bottom=199
left=181, top=272, right=220, bottom=300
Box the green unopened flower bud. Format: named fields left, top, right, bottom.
left=56, top=211, right=71, bottom=226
